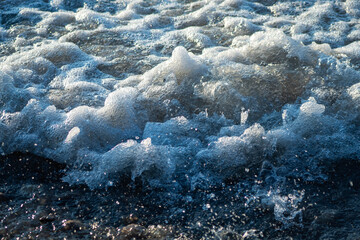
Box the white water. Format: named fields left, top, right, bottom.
left=0, top=0, right=359, bottom=202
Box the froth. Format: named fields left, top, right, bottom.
left=0, top=0, right=359, bottom=202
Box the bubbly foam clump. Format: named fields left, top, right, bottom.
left=224, top=17, right=261, bottom=36
left=348, top=82, right=360, bottom=101
left=50, top=0, right=84, bottom=10
left=240, top=29, right=316, bottom=65
left=196, top=124, right=269, bottom=178
left=2, top=42, right=92, bottom=70
left=335, top=42, right=360, bottom=60
left=344, top=0, right=360, bottom=17
left=75, top=9, right=118, bottom=27
left=299, top=97, right=325, bottom=115
left=38, top=12, right=76, bottom=27
left=63, top=138, right=177, bottom=189
left=141, top=46, right=207, bottom=88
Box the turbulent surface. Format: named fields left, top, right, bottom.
left=1, top=0, right=360, bottom=238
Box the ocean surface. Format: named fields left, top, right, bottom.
left=1, top=0, right=360, bottom=238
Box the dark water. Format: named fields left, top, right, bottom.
left=1, top=153, right=360, bottom=239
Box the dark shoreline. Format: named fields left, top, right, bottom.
left=1, top=153, right=360, bottom=239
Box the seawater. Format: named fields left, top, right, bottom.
left=1, top=0, right=360, bottom=228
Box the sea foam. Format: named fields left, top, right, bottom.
left=0, top=1, right=359, bottom=202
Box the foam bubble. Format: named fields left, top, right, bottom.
left=140, top=46, right=207, bottom=88
left=63, top=138, right=177, bottom=189
left=224, top=17, right=261, bottom=36
left=196, top=124, right=268, bottom=177
left=75, top=8, right=119, bottom=27
left=299, top=97, right=325, bottom=115
left=344, top=0, right=360, bottom=17
left=50, top=0, right=83, bottom=10
left=38, top=12, right=75, bottom=27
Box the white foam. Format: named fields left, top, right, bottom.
left=224, top=17, right=261, bottom=36
left=241, top=29, right=316, bottom=65
left=75, top=8, right=119, bottom=27
left=299, top=97, right=325, bottom=115
left=335, top=41, right=360, bottom=60
left=63, top=138, right=177, bottom=189
left=0, top=0, right=359, bottom=198
left=344, top=0, right=360, bottom=17
left=38, top=12, right=75, bottom=27
left=140, top=46, right=207, bottom=88
left=347, top=83, right=360, bottom=104
left=117, top=9, right=137, bottom=21
left=196, top=124, right=268, bottom=177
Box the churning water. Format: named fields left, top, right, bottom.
left=1, top=0, right=360, bottom=238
